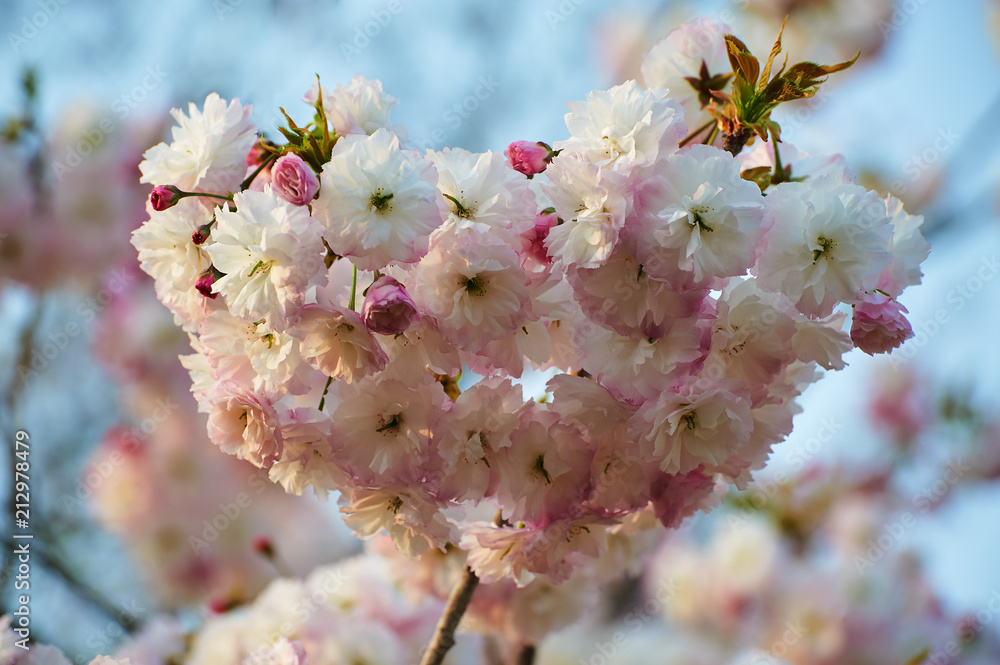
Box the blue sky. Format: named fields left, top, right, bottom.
left=2, top=0, right=999, bottom=652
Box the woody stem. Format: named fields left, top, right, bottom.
left=723, top=126, right=753, bottom=156
left=419, top=566, right=480, bottom=665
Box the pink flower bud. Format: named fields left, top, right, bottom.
left=523, top=209, right=559, bottom=264
left=251, top=535, right=274, bottom=556
left=245, top=141, right=271, bottom=168
left=192, top=222, right=212, bottom=246
left=150, top=185, right=181, bottom=211
left=851, top=293, right=913, bottom=355
left=271, top=154, right=320, bottom=206
left=362, top=276, right=418, bottom=334
left=208, top=597, right=240, bottom=614
left=196, top=270, right=219, bottom=299
left=505, top=141, right=554, bottom=176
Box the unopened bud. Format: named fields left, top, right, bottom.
left=150, top=185, right=182, bottom=211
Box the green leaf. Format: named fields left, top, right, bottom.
left=725, top=35, right=760, bottom=88
left=758, top=16, right=787, bottom=90
left=740, top=166, right=772, bottom=192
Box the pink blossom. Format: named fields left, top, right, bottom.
left=504, top=141, right=552, bottom=176
left=850, top=293, right=913, bottom=355
left=361, top=276, right=418, bottom=334
left=149, top=185, right=181, bottom=211
left=206, top=384, right=283, bottom=469
left=649, top=467, right=716, bottom=529
left=246, top=140, right=272, bottom=168
left=292, top=302, right=388, bottom=384
left=522, top=209, right=559, bottom=265
left=271, top=154, right=320, bottom=206
left=195, top=270, right=218, bottom=299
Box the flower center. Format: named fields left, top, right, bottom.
left=248, top=259, right=273, bottom=277
left=464, top=430, right=486, bottom=463
left=370, top=190, right=394, bottom=214
left=376, top=413, right=402, bottom=434
left=531, top=454, right=552, bottom=484
left=813, top=236, right=835, bottom=263
left=689, top=206, right=714, bottom=232
left=443, top=193, right=475, bottom=219
left=461, top=274, right=487, bottom=297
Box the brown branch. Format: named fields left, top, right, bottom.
left=419, top=566, right=480, bottom=665
left=724, top=126, right=753, bottom=156
left=516, top=644, right=537, bottom=665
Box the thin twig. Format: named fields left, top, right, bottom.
left=419, top=566, right=480, bottom=665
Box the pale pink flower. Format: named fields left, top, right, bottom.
left=704, top=278, right=798, bottom=396
left=792, top=311, right=854, bottom=370
left=579, top=313, right=709, bottom=402
left=334, top=372, right=444, bottom=480
left=139, top=92, right=257, bottom=194
left=558, top=80, right=686, bottom=175
left=434, top=377, right=525, bottom=502
left=541, top=155, right=631, bottom=268
left=271, top=154, right=320, bottom=206
left=305, top=74, right=403, bottom=137
left=756, top=178, right=893, bottom=318
left=876, top=195, right=930, bottom=297
left=462, top=515, right=608, bottom=586
left=243, top=638, right=308, bottom=665
left=639, top=144, right=765, bottom=283
left=630, top=375, right=754, bottom=475
left=641, top=18, right=732, bottom=126
left=206, top=383, right=282, bottom=469
left=492, top=409, right=593, bottom=523
left=504, top=141, right=552, bottom=176
left=567, top=246, right=708, bottom=338
left=426, top=147, right=537, bottom=248
left=850, top=292, right=913, bottom=355
left=268, top=408, right=342, bottom=499
left=339, top=486, right=455, bottom=557
left=361, top=276, right=419, bottom=335
left=292, top=302, right=388, bottom=384
left=649, top=467, right=717, bottom=529
left=206, top=188, right=327, bottom=325
left=412, top=231, right=531, bottom=351
left=313, top=129, right=445, bottom=270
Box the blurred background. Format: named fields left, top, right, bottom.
left=1, top=0, right=999, bottom=662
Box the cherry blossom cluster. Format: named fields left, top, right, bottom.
left=84, top=268, right=352, bottom=609
left=131, top=18, right=929, bottom=590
